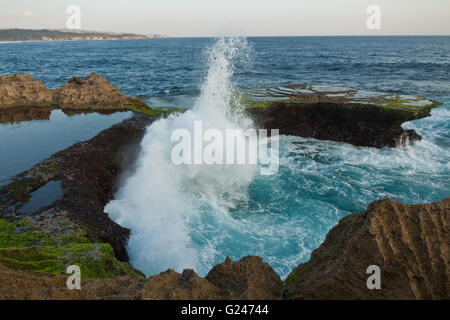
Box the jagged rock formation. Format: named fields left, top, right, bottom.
left=55, top=73, right=144, bottom=109
left=0, top=72, right=146, bottom=110
left=0, top=263, right=145, bottom=300
left=141, top=256, right=283, bottom=300
left=284, top=197, right=450, bottom=300
left=0, top=74, right=53, bottom=108
left=0, top=256, right=281, bottom=300
left=244, top=84, right=442, bottom=148
left=0, top=96, right=447, bottom=299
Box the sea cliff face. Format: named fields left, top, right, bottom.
left=284, top=197, right=449, bottom=300
left=0, top=113, right=448, bottom=299
left=244, top=85, right=442, bottom=148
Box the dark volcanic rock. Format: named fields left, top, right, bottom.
left=141, top=256, right=283, bottom=300
left=283, top=197, right=450, bottom=300
left=244, top=84, right=442, bottom=148
left=51, top=113, right=153, bottom=261
left=249, top=101, right=423, bottom=148
left=0, top=112, right=154, bottom=261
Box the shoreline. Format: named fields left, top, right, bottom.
left=0, top=112, right=448, bottom=299
left=0, top=37, right=165, bottom=44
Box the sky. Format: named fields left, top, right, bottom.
left=0, top=0, right=449, bottom=37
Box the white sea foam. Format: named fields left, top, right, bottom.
left=105, top=37, right=258, bottom=275
left=105, top=38, right=450, bottom=279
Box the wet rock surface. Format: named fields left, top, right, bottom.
left=283, top=197, right=450, bottom=300
left=244, top=84, right=442, bottom=148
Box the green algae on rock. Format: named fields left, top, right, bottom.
left=0, top=217, right=144, bottom=279
left=242, top=84, right=442, bottom=148
left=0, top=113, right=154, bottom=279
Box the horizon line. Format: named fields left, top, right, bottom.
left=1, top=28, right=449, bottom=38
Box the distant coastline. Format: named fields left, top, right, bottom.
left=0, top=28, right=167, bottom=42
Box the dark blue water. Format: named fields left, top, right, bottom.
left=1, top=37, right=449, bottom=99
left=1, top=37, right=449, bottom=277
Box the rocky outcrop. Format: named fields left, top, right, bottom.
left=0, top=74, right=53, bottom=108
left=283, top=197, right=449, bottom=300
left=0, top=262, right=145, bottom=300
left=141, top=256, right=283, bottom=300
left=0, top=256, right=281, bottom=300
left=244, top=85, right=442, bottom=148
left=0, top=113, right=155, bottom=263
left=55, top=73, right=145, bottom=109
left=0, top=85, right=447, bottom=299
left=0, top=72, right=146, bottom=110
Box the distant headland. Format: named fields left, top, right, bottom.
left=0, top=28, right=167, bottom=42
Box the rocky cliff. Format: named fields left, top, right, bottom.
left=1, top=197, right=448, bottom=300
left=141, top=256, right=282, bottom=300
left=0, top=256, right=281, bottom=300
left=0, top=77, right=447, bottom=299
left=244, top=85, right=442, bottom=148
left=0, top=72, right=147, bottom=111
left=284, top=197, right=449, bottom=300
left=0, top=110, right=448, bottom=299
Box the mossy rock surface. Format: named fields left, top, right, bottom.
left=0, top=217, right=144, bottom=279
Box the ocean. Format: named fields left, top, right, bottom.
left=1, top=36, right=449, bottom=278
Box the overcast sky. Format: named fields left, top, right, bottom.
left=1, top=0, right=449, bottom=37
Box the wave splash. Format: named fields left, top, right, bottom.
left=105, top=37, right=257, bottom=276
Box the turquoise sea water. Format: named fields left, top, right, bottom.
left=1, top=37, right=449, bottom=277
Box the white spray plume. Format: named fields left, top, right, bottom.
left=105, top=37, right=257, bottom=276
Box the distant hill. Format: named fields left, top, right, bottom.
left=0, top=29, right=166, bottom=42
